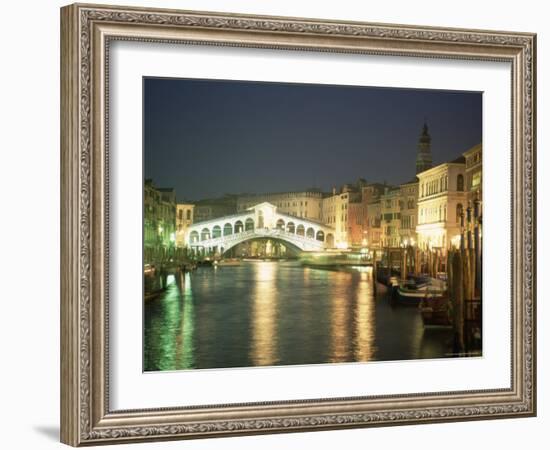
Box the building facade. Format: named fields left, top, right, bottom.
left=347, top=200, right=365, bottom=248
left=347, top=182, right=385, bottom=248
left=237, top=190, right=323, bottom=222
left=175, top=203, right=194, bottom=248
left=399, top=180, right=419, bottom=246
left=463, top=143, right=482, bottom=207
left=321, top=186, right=360, bottom=248
left=415, top=157, right=467, bottom=250
left=193, top=195, right=238, bottom=224
left=380, top=187, right=402, bottom=248
left=365, top=201, right=382, bottom=250
left=144, top=180, right=177, bottom=263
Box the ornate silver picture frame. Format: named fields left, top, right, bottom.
left=60, top=3, right=536, bottom=446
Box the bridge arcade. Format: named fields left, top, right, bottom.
left=186, top=202, right=335, bottom=255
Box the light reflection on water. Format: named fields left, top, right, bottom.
left=143, top=261, right=453, bottom=371
left=250, top=262, right=278, bottom=366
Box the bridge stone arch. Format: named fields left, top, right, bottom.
left=222, top=236, right=303, bottom=256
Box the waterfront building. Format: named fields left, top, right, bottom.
left=348, top=182, right=385, bottom=248
left=399, top=179, right=419, bottom=246
left=416, top=122, right=433, bottom=174
left=380, top=187, right=402, bottom=248
left=415, top=156, right=467, bottom=250
left=193, top=195, right=238, bottom=223
left=237, top=189, right=323, bottom=222
left=144, top=179, right=177, bottom=263
left=175, top=203, right=194, bottom=248
left=462, top=143, right=483, bottom=254
left=365, top=201, right=382, bottom=250
left=463, top=143, right=482, bottom=208
left=348, top=200, right=365, bottom=248
left=321, top=185, right=360, bottom=248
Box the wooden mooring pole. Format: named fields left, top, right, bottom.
left=451, top=249, right=465, bottom=354
left=372, top=250, right=377, bottom=294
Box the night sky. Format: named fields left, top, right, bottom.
left=144, top=77, right=482, bottom=202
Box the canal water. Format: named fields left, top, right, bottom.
left=144, top=261, right=455, bottom=371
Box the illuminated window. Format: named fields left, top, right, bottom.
left=472, top=172, right=481, bottom=188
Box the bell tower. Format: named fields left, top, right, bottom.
left=416, top=121, right=433, bottom=174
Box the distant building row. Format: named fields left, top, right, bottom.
left=145, top=123, right=482, bottom=253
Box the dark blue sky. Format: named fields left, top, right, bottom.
left=144, top=78, right=481, bottom=202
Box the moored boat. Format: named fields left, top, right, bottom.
left=391, top=277, right=446, bottom=306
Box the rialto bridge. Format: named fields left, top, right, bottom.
left=186, top=202, right=335, bottom=255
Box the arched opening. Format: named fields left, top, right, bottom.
left=286, top=222, right=295, bottom=233
left=296, top=224, right=305, bottom=236
left=306, top=227, right=315, bottom=239
left=457, top=174, right=464, bottom=191
left=326, top=233, right=335, bottom=248
left=223, top=223, right=232, bottom=236
left=245, top=218, right=254, bottom=231
left=222, top=237, right=303, bottom=258
left=212, top=225, right=221, bottom=238
left=190, top=231, right=199, bottom=243
left=234, top=220, right=244, bottom=233
left=200, top=228, right=210, bottom=241
left=316, top=230, right=325, bottom=241
left=276, top=219, right=285, bottom=230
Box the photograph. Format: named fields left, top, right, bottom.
left=142, top=77, right=483, bottom=372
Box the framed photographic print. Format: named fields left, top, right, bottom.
left=60, top=3, right=536, bottom=446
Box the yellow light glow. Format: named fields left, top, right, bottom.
left=250, top=262, right=278, bottom=366
left=451, top=235, right=461, bottom=248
